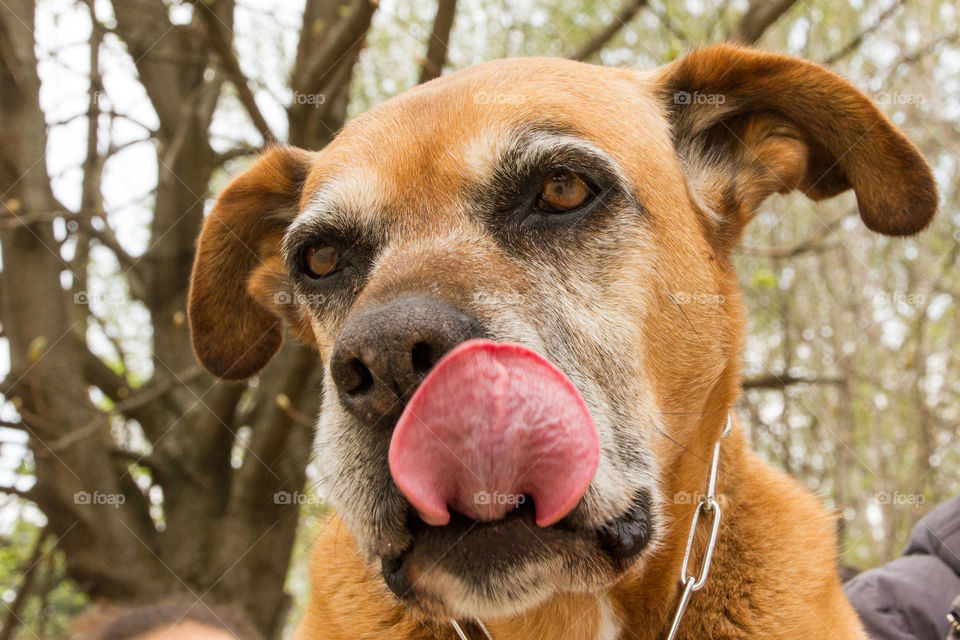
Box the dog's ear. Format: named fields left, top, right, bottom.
left=656, top=45, right=937, bottom=248
left=189, top=146, right=315, bottom=380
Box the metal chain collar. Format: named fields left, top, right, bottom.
left=449, top=413, right=733, bottom=640
left=450, top=618, right=493, bottom=640
left=665, top=413, right=732, bottom=640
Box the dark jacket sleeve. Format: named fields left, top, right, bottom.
left=844, top=495, right=960, bottom=640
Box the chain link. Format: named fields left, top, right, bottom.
left=451, top=618, right=493, bottom=640
left=666, top=413, right=732, bottom=640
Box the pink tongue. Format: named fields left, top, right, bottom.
left=388, top=339, right=599, bottom=528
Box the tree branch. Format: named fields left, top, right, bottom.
left=302, top=0, right=377, bottom=96
left=740, top=242, right=840, bottom=259
left=0, top=524, right=51, bottom=640
left=113, top=365, right=203, bottom=414
left=109, top=446, right=166, bottom=475
left=108, top=0, right=187, bottom=136
left=822, top=0, right=907, bottom=65
left=569, top=0, right=649, bottom=61
left=740, top=216, right=844, bottom=259
left=0, top=485, right=35, bottom=502
left=419, top=0, right=458, bottom=83
left=893, top=29, right=960, bottom=67
left=732, top=0, right=801, bottom=44
left=647, top=2, right=690, bottom=42
left=742, top=374, right=846, bottom=390
left=213, top=143, right=258, bottom=166
left=193, top=1, right=277, bottom=143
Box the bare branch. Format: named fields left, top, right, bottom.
left=732, top=0, right=801, bottom=44
left=71, top=215, right=144, bottom=283
left=419, top=0, right=458, bottom=83
left=23, top=196, right=149, bottom=299
left=113, top=365, right=203, bottom=414
left=0, top=485, right=35, bottom=502
left=740, top=216, right=844, bottom=259
left=288, top=0, right=376, bottom=147
left=109, top=446, right=166, bottom=476
left=893, top=29, right=960, bottom=67
left=569, top=0, right=649, bottom=61
left=0, top=524, right=50, bottom=640
left=742, top=374, right=846, bottom=390
left=213, top=144, right=258, bottom=166
left=0, top=419, right=27, bottom=431
left=193, top=1, right=277, bottom=143
left=76, top=342, right=204, bottom=439
left=302, top=0, right=377, bottom=96
left=741, top=242, right=841, bottom=259
left=108, top=0, right=185, bottom=135
left=647, top=2, right=691, bottom=42
left=45, top=420, right=104, bottom=452
left=823, top=0, right=907, bottom=65
left=0, top=10, right=33, bottom=95
left=48, top=109, right=158, bottom=136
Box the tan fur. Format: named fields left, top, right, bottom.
left=188, top=45, right=937, bottom=640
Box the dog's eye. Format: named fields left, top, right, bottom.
left=536, top=170, right=591, bottom=212
left=302, top=243, right=341, bottom=279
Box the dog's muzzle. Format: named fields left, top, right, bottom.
left=328, top=295, right=653, bottom=614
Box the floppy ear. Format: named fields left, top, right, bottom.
left=189, top=146, right=315, bottom=380
left=657, top=45, right=937, bottom=247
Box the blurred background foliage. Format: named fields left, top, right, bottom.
left=0, top=0, right=958, bottom=637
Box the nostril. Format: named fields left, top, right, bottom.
left=330, top=297, right=486, bottom=420
left=342, top=357, right=374, bottom=395
left=410, top=341, right=434, bottom=378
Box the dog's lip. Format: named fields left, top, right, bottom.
left=380, top=492, right=654, bottom=601
left=381, top=501, right=543, bottom=600
left=595, top=491, right=654, bottom=558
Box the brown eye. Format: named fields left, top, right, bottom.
left=537, top=170, right=591, bottom=212
left=303, top=244, right=340, bottom=278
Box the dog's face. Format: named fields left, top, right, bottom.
left=189, top=47, right=935, bottom=621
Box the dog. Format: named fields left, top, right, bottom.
left=188, top=45, right=937, bottom=640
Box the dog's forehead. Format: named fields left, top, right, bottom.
left=298, top=58, right=677, bottom=224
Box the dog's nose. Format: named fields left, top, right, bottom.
left=329, top=296, right=484, bottom=423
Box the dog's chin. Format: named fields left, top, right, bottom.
left=379, top=496, right=653, bottom=621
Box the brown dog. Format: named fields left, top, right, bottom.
left=188, top=45, right=937, bottom=640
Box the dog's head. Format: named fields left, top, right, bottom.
left=189, top=46, right=935, bottom=621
